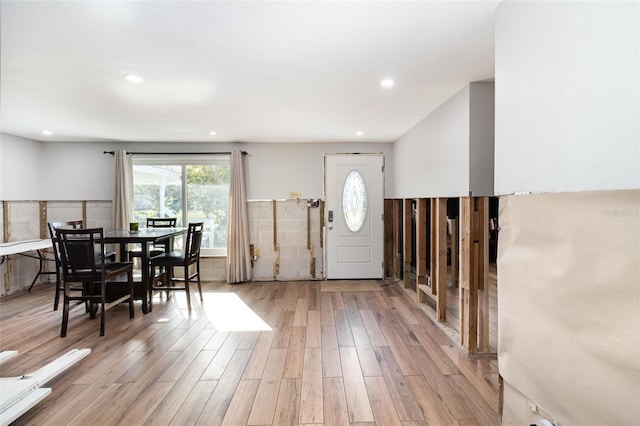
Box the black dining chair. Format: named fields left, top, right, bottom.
left=57, top=227, right=134, bottom=337
left=48, top=220, right=84, bottom=311
left=48, top=220, right=117, bottom=311
left=127, top=217, right=178, bottom=261
left=150, top=222, right=204, bottom=311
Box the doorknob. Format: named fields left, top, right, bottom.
left=328, top=225, right=333, bottom=230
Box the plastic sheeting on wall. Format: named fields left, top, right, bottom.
left=498, top=190, right=639, bottom=425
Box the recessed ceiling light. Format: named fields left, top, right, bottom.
left=209, top=131, right=217, bottom=136
left=380, top=78, right=395, bottom=88
left=123, top=74, right=144, bottom=83
left=41, top=130, right=53, bottom=136
left=356, top=131, right=364, bottom=136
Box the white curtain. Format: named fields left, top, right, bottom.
left=227, top=150, right=252, bottom=283
left=114, top=150, right=134, bottom=229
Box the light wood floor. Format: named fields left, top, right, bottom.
left=0, top=279, right=500, bottom=425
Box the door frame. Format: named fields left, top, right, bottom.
left=323, top=153, right=385, bottom=279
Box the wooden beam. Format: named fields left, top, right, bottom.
left=392, top=199, right=402, bottom=280
left=319, top=200, right=325, bottom=249
left=477, top=197, right=490, bottom=352
left=450, top=218, right=459, bottom=287
left=435, top=198, right=447, bottom=323
left=273, top=200, right=279, bottom=276
left=272, top=200, right=277, bottom=250
left=459, top=196, right=490, bottom=355
left=39, top=201, right=47, bottom=239
left=415, top=198, right=427, bottom=285
left=460, top=197, right=477, bottom=352
left=307, top=205, right=311, bottom=250
left=416, top=198, right=428, bottom=302
left=384, top=199, right=394, bottom=278
left=429, top=198, right=438, bottom=296
left=402, top=199, right=413, bottom=289
left=3, top=201, right=9, bottom=242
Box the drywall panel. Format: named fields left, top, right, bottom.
left=498, top=190, right=640, bottom=425
left=0, top=133, right=42, bottom=200
left=495, top=1, right=639, bottom=194
left=469, top=82, right=494, bottom=196
left=392, top=85, right=470, bottom=198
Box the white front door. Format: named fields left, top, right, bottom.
left=324, top=154, right=384, bottom=279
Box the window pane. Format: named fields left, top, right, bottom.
left=342, top=170, right=367, bottom=233
left=186, top=164, right=230, bottom=250
left=132, top=160, right=230, bottom=254
left=133, top=165, right=183, bottom=225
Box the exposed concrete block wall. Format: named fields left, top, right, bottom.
left=248, top=199, right=323, bottom=281
left=1, top=201, right=42, bottom=296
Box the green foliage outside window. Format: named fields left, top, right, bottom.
left=133, top=163, right=230, bottom=250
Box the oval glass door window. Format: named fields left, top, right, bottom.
left=343, top=170, right=368, bottom=233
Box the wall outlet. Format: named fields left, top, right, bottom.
left=289, top=191, right=301, bottom=199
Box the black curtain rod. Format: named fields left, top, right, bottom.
left=103, top=150, right=247, bottom=156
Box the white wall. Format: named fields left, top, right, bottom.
left=392, top=85, right=470, bottom=198
left=0, top=133, right=42, bottom=200
left=392, top=82, right=495, bottom=198
left=242, top=142, right=393, bottom=200
left=0, top=138, right=393, bottom=201
left=469, top=82, right=495, bottom=196
left=495, top=1, right=639, bottom=194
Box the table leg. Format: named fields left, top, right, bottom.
left=27, top=250, right=55, bottom=292
left=141, top=242, right=151, bottom=313
left=119, top=243, right=127, bottom=261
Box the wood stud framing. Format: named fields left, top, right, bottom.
left=392, top=199, right=402, bottom=280
left=272, top=200, right=280, bottom=277
left=385, top=196, right=492, bottom=357
left=415, top=198, right=428, bottom=294
left=459, top=197, right=489, bottom=355
left=402, top=199, right=412, bottom=289
left=383, top=200, right=394, bottom=278
left=433, top=198, right=447, bottom=322
left=39, top=202, right=47, bottom=239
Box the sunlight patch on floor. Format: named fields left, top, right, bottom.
left=202, top=293, right=272, bottom=332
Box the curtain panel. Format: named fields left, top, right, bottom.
left=227, top=150, right=252, bottom=283
left=114, top=150, right=134, bottom=229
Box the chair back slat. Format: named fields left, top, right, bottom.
left=57, top=228, right=105, bottom=277
left=48, top=221, right=85, bottom=269
left=185, top=222, right=204, bottom=261
left=147, top=217, right=177, bottom=228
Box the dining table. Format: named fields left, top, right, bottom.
left=103, top=227, right=187, bottom=313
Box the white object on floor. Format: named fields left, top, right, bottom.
left=0, top=352, right=18, bottom=366
left=0, top=348, right=91, bottom=426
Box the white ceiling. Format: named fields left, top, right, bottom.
left=0, top=1, right=498, bottom=144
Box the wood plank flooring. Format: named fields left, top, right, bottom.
left=0, top=279, right=499, bottom=425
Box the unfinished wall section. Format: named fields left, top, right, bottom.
left=0, top=200, right=229, bottom=296
left=248, top=199, right=322, bottom=281
left=1, top=200, right=116, bottom=296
